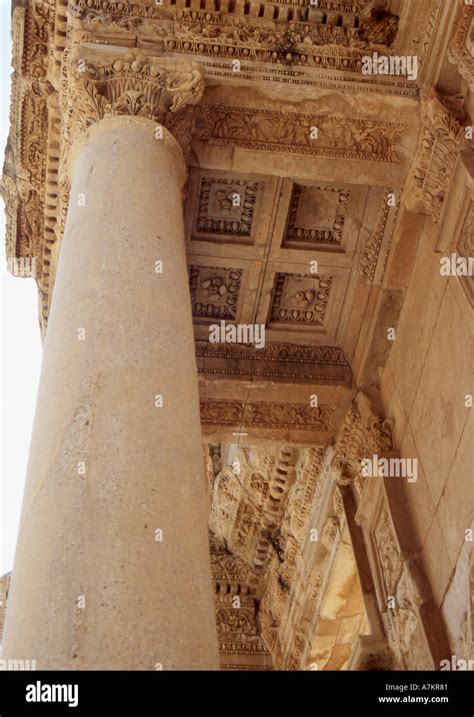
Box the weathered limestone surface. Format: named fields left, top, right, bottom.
left=1, top=0, right=473, bottom=671
left=380, top=155, right=474, bottom=659
left=2, top=116, right=219, bottom=669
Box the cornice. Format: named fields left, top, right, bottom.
left=65, top=1, right=400, bottom=76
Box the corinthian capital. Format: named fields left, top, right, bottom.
left=331, top=392, right=393, bottom=487
left=55, top=46, right=204, bottom=259
left=61, top=46, right=205, bottom=154
left=403, top=90, right=469, bottom=223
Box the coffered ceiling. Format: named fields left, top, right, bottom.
left=186, top=167, right=398, bottom=350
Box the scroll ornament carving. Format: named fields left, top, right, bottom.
left=331, top=393, right=393, bottom=486
left=1, top=72, right=51, bottom=274
left=12, top=1, right=52, bottom=81
left=194, top=104, right=405, bottom=164
left=448, top=2, right=473, bottom=88
left=210, top=543, right=250, bottom=586
left=374, top=509, right=431, bottom=662
left=200, top=398, right=335, bottom=432
left=215, top=607, right=259, bottom=641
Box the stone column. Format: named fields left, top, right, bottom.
left=2, top=50, right=220, bottom=670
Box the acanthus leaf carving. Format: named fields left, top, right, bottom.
left=52, top=46, right=205, bottom=331
left=331, top=392, right=393, bottom=487
left=404, top=90, right=471, bottom=223
left=60, top=46, right=205, bottom=153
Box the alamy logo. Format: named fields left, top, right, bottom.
left=7, top=256, right=37, bottom=277
left=26, top=681, right=79, bottom=708
left=209, top=320, right=266, bottom=349
left=440, top=655, right=474, bottom=671
left=439, top=253, right=474, bottom=277
left=361, top=52, right=418, bottom=81
left=361, top=454, right=418, bottom=483
left=0, top=658, right=36, bottom=670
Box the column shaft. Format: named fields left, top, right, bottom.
left=3, top=116, right=219, bottom=670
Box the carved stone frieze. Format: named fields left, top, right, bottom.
left=2, top=74, right=51, bottom=271
left=372, top=506, right=434, bottom=666
left=209, top=532, right=273, bottom=667
left=448, top=2, right=473, bottom=89
left=12, top=0, right=54, bottom=81
left=281, top=447, right=327, bottom=543
left=195, top=341, right=352, bottom=384
left=194, top=104, right=406, bottom=164
left=210, top=539, right=270, bottom=661
left=256, top=445, right=352, bottom=670
left=209, top=445, right=300, bottom=597
left=214, top=595, right=270, bottom=661
left=1, top=1, right=59, bottom=327
left=196, top=340, right=349, bottom=366
left=359, top=189, right=398, bottom=286
left=67, top=1, right=400, bottom=74
left=0, top=176, right=21, bottom=266
left=210, top=543, right=251, bottom=588
left=200, top=399, right=335, bottom=432
left=170, top=7, right=399, bottom=69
